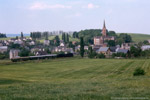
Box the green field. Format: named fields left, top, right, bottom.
left=0, top=58, right=150, bottom=100
left=127, top=33, right=150, bottom=43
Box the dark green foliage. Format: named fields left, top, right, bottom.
left=73, top=29, right=117, bottom=45
left=143, top=40, right=149, bottom=45
left=97, top=53, right=105, bottom=58
left=54, top=36, right=60, bottom=46
left=108, top=31, right=117, bottom=36
left=73, top=32, right=79, bottom=38
left=130, top=46, right=141, bottom=57
left=43, top=32, right=49, bottom=40
left=80, top=37, right=84, bottom=57
left=30, top=32, right=42, bottom=39
left=88, top=46, right=97, bottom=58
left=68, top=42, right=75, bottom=51
left=21, top=32, right=24, bottom=39
left=112, top=53, right=127, bottom=58
left=133, top=68, right=145, bottom=76
left=0, top=53, right=7, bottom=59
left=0, top=33, right=7, bottom=38
left=66, top=34, right=69, bottom=42
left=16, top=36, right=18, bottom=39
left=9, top=43, right=20, bottom=49
left=117, top=33, right=132, bottom=45
left=108, top=40, right=116, bottom=46
left=19, top=48, right=30, bottom=57
left=62, top=33, right=69, bottom=43
left=45, top=48, right=51, bottom=54
left=62, top=33, right=66, bottom=42
left=78, top=29, right=101, bottom=44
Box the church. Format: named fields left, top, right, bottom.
left=94, top=21, right=115, bottom=46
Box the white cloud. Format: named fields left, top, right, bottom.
left=29, top=2, right=72, bottom=10
left=83, top=3, right=100, bottom=9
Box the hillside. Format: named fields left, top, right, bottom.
left=1, top=33, right=150, bottom=43
left=127, top=33, right=150, bottom=43
left=0, top=58, right=150, bottom=99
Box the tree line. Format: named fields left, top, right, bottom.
left=0, top=33, right=7, bottom=38
left=72, top=29, right=132, bottom=46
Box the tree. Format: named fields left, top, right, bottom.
left=143, top=40, right=149, bottom=45
left=45, top=32, right=49, bottom=40
left=130, top=46, right=141, bottom=57
left=21, top=32, right=24, bottom=39
left=66, top=34, right=69, bottom=42
left=108, top=40, right=116, bottom=46
left=54, top=36, right=60, bottom=46
left=97, top=53, right=105, bottom=58
left=80, top=37, right=84, bottom=57
left=19, top=48, right=30, bottom=57
left=119, top=33, right=132, bottom=43
left=62, top=33, right=66, bottom=42
left=88, top=46, right=97, bottom=58
left=16, top=36, right=18, bottom=40
left=0, top=33, right=7, bottom=38
left=108, top=31, right=117, bottom=36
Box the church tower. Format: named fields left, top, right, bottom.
left=102, top=20, right=107, bottom=37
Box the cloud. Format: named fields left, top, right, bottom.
left=29, top=2, right=72, bottom=10
left=83, top=3, right=100, bottom=9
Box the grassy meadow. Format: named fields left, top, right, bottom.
left=128, top=33, right=150, bottom=43
left=0, top=58, right=150, bottom=100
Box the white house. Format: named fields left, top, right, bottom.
left=141, top=45, right=150, bottom=51
left=9, top=49, right=20, bottom=59
left=44, top=40, right=50, bottom=46
left=0, top=46, right=8, bottom=53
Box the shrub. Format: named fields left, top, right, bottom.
left=97, top=53, right=105, bottom=59
left=133, top=68, right=145, bottom=76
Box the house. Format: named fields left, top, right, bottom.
left=60, top=42, right=65, bottom=47
left=116, top=49, right=129, bottom=54
left=92, top=45, right=101, bottom=52
left=35, top=51, right=47, bottom=56
left=96, top=47, right=110, bottom=55
left=94, top=21, right=115, bottom=46
left=53, top=46, right=74, bottom=54
left=14, top=39, right=23, bottom=44
left=75, top=45, right=89, bottom=52
left=141, top=45, right=150, bottom=51
left=31, top=47, right=45, bottom=54
left=9, top=49, right=20, bottom=59
left=29, top=41, right=35, bottom=45
left=44, top=40, right=50, bottom=46
left=110, top=47, right=117, bottom=54
left=121, top=43, right=131, bottom=50
left=0, top=46, right=8, bottom=53
left=84, top=46, right=89, bottom=51
left=148, top=40, right=150, bottom=44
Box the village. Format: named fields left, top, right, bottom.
left=0, top=21, right=150, bottom=60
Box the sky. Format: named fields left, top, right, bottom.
left=0, top=0, right=150, bottom=34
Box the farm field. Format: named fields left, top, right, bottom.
left=0, top=58, right=150, bottom=100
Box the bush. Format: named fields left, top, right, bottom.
left=97, top=53, right=105, bottom=59
left=133, top=68, right=145, bottom=76
left=88, top=52, right=97, bottom=58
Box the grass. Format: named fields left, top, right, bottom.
left=128, top=33, right=150, bottom=43
left=0, top=58, right=150, bottom=100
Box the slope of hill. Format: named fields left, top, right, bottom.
left=119, top=33, right=150, bottom=43
left=0, top=58, right=150, bottom=99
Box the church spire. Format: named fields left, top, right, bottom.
left=102, top=20, right=107, bottom=37
left=103, top=20, right=106, bottom=29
